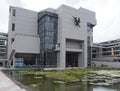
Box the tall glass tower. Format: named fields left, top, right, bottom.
left=38, top=11, right=58, bottom=68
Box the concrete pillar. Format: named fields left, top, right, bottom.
left=12, top=56, right=15, bottom=68
left=78, top=41, right=87, bottom=67
left=3, top=62, right=5, bottom=67
left=35, top=55, right=37, bottom=66
left=78, top=53, right=84, bottom=67
left=59, top=38, right=66, bottom=68
left=57, top=52, right=60, bottom=67
left=84, top=41, right=88, bottom=67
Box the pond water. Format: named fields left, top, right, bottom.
left=3, top=71, right=120, bottom=91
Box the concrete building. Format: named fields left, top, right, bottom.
left=8, top=5, right=96, bottom=68
left=0, top=32, right=8, bottom=67
left=92, top=39, right=120, bottom=67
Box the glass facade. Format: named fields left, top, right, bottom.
left=14, top=58, right=24, bottom=67
left=87, top=23, right=93, bottom=66
left=0, top=40, right=5, bottom=45
left=0, top=35, right=7, bottom=59
left=15, top=54, right=37, bottom=68
left=38, top=11, right=58, bottom=68
left=0, top=34, right=8, bottom=38
left=92, top=43, right=120, bottom=61
left=66, top=53, right=78, bottom=67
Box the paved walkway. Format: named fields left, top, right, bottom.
left=0, top=71, right=26, bottom=91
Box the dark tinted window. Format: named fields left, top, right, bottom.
left=12, top=23, right=15, bottom=31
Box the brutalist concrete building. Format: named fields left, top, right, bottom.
left=8, top=5, right=96, bottom=68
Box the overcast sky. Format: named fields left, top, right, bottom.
left=0, top=0, right=120, bottom=43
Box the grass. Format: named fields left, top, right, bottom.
left=18, top=68, right=89, bottom=82
left=18, top=67, right=120, bottom=79
left=5, top=67, right=120, bottom=83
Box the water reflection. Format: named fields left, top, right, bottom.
left=93, top=87, right=117, bottom=91
left=4, top=71, right=120, bottom=91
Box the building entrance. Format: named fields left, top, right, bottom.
left=66, top=52, right=78, bottom=67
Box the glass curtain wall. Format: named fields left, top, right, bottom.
left=14, top=54, right=36, bottom=68
left=38, top=11, right=58, bottom=68
left=87, top=23, right=93, bottom=66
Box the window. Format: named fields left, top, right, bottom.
left=0, top=49, right=6, bottom=52
left=12, top=9, right=16, bottom=16
left=0, top=40, right=5, bottom=45
left=12, top=23, right=15, bottom=31
left=11, top=38, right=15, bottom=44
left=92, top=54, right=96, bottom=58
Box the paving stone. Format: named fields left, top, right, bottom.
left=0, top=71, right=26, bottom=91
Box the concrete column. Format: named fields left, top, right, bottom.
left=78, top=53, right=84, bottom=67
left=78, top=41, right=87, bottom=67
left=59, top=38, right=66, bottom=68
left=2, top=62, right=5, bottom=67
left=12, top=56, right=15, bottom=68
left=35, top=55, right=37, bottom=66
left=57, top=52, right=60, bottom=67
left=84, top=41, right=88, bottom=67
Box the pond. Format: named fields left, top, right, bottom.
left=3, top=70, right=120, bottom=91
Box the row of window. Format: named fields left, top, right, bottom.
left=92, top=51, right=120, bottom=58
left=0, top=53, right=6, bottom=59
left=12, top=9, right=16, bottom=16
left=0, top=40, right=6, bottom=46
left=11, top=9, right=16, bottom=32
left=38, top=16, right=58, bottom=24
left=12, top=23, right=15, bottom=31
left=38, top=22, right=57, bottom=33
left=14, top=57, right=36, bottom=67
left=39, top=31, right=57, bottom=38
left=0, top=34, right=8, bottom=38
left=93, top=46, right=120, bottom=53
left=0, top=49, right=6, bottom=52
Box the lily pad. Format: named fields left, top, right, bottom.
left=54, top=80, right=66, bottom=84
left=30, top=83, right=41, bottom=87
left=34, top=76, right=43, bottom=79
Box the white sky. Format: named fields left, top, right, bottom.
left=0, top=0, right=120, bottom=43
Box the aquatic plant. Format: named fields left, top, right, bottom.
left=30, top=83, right=41, bottom=87
left=18, top=68, right=88, bottom=82
left=53, top=80, right=66, bottom=84
left=34, top=76, right=43, bottom=79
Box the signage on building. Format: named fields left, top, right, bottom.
left=73, top=16, right=80, bottom=27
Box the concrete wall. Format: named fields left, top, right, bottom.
left=92, top=56, right=117, bottom=62
left=66, top=39, right=82, bottom=49
left=14, top=35, right=40, bottom=53
left=11, top=7, right=38, bottom=36
left=8, top=6, right=39, bottom=66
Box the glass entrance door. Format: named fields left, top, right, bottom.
left=66, top=52, right=78, bottom=67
